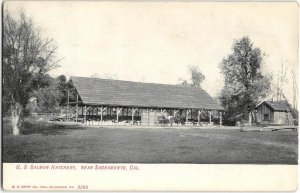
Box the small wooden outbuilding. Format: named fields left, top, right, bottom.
left=255, top=101, right=293, bottom=126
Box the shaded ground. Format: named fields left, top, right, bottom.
left=2, top=118, right=298, bottom=164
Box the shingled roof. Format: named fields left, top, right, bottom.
left=70, top=76, right=223, bottom=110
left=263, top=101, right=290, bottom=112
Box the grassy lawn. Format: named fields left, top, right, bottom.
left=2, top=118, right=298, bottom=164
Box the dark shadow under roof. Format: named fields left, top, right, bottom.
left=71, top=76, right=224, bottom=110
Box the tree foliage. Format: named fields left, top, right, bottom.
left=25, top=75, right=76, bottom=114
left=271, top=61, right=288, bottom=101
left=179, top=65, right=205, bottom=87
left=56, top=75, right=76, bottom=105
left=26, top=75, right=76, bottom=114
left=3, top=9, right=61, bottom=134
left=218, top=36, right=271, bottom=124
left=189, top=66, right=206, bottom=87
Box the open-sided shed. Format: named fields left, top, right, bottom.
left=63, top=76, right=224, bottom=125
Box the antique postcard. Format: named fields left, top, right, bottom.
left=2, top=1, right=298, bottom=191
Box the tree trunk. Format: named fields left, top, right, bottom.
left=248, top=112, right=252, bottom=126
left=251, top=111, right=256, bottom=123
left=11, top=103, right=22, bottom=135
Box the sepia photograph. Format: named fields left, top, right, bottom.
left=2, top=1, right=298, bottom=191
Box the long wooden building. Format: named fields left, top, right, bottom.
left=64, top=76, right=224, bottom=126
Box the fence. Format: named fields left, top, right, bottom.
left=31, top=112, right=60, bottom=117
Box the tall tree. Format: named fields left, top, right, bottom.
left=270, top=60, right=288, bottom=101
left=30, top=75, right=62, bottom=113
left=56, top=75, right=76, bottom=105
left=179, top=65, right=205, bottom=87
left=3, top=9, right=61, bottom=135
left=26, top=75, right=76, bottom=114
left=189, top=66, right=206, bottom=87
left=218, top=36, right=271, bottom=125
left=178, top=65, right=206, bottom=120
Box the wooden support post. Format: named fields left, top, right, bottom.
left=116, top=108, right=119, bottom=123
left=209, top=111, right=212, bottom=124
left=100, top=106, right=103, bottom=123
left=76, top=94, right=78, bottom=123
left=116, top=107, right=123, bottom=124
left=147, top=109, right=150, bottom=126
left=198, top=110, right=202, bottom=125
left=84, top=106, right=87, bottom=124
left=173, top=110, right=179, bottom=117
left=131, top=108, right=137, bottom=124
left=132, top=108, right=134, bottom=123
left=219, top=112, right=222, bottom=126
left=96, top=106, right=98, bottom=125
left=186, top=109, right=190, bottom=123
left=186, top=110, right=188, bottom=123
left=67, top=90, right=70, bottom=122
left=102, top=107, right=107, bottom=123
left=90, top=107, right=93, bottom=125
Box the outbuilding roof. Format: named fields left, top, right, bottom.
left=257, top=101, right=290, bottom=112
left=70, top=76, right=223, bottom=110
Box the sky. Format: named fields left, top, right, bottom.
left=5, top=1, right=299, bottom=105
